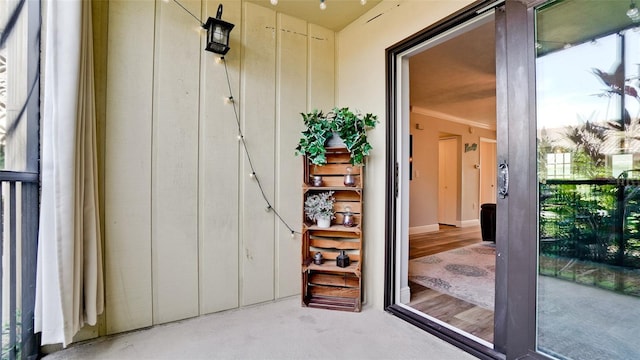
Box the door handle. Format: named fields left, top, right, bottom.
left=498, top=162, right=509, bottom=198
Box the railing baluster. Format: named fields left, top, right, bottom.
left=0, top=172, right=39, bottom=359
left=0, top=182, right=4, bottom=359
left=9, top=182, right=16, bottom=360
left=21, top=182, right=39, bottom=359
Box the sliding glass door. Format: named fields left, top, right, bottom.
left=535, top=1, right=640, bottom=358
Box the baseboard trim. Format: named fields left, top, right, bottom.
left=409, top=224, right=440, bottom=235
left=457, top=219, right=480, bottom=228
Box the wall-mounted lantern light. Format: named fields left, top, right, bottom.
left=203, top=4, right=235, bottom=55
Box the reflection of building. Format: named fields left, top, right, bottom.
left=539, top=121, right=640, bottom=180
left=546, top=152, right=572, bottom=179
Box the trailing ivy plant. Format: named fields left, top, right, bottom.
left=328, top=107, right=378, bottom=165
left=295, top=109, right=333, bottom=166
left=295, top=107, right=378, bottom=166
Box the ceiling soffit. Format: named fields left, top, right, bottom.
left=245, top=0, right=382, bottom=31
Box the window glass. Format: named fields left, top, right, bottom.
left=536, top=1, right=640, bottom=359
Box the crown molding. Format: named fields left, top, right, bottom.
left=410, top=106, right=496, bottom=130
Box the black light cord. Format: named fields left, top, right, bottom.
left=222, top=57, right=300, bottom=237
left=168, top=0, right=298, bottom=237
left=172, top=0, right=204, bottom=25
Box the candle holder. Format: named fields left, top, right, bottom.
left=312, top=175, right=323, bottom=187
left=342, top=206, right=355, bottom=227
left=344, top=166, right=356, bottom=187
left=336, top=250, right=350, bottom=268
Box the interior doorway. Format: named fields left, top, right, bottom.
left=398, top=9, right=498, bottom=348
left=438, top=137, right=459, bottom=226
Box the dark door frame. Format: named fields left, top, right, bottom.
left=384, top=1, right=549, bottom=359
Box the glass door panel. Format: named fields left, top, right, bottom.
left=535, top=1, right=640, bottom=359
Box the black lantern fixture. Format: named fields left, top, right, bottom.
left=203, top=4, right=234, bottom=55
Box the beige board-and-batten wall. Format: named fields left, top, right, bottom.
left=104, top=0, right=334, bottom=334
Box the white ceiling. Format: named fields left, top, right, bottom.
left=409, top=19, right=497, bottom=130
left=246, top=0, right=382, bottom=31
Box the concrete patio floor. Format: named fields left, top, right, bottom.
left=43, top=296, right=476, bottom=360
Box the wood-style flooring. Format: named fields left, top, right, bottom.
left=409, top=225, right=483, bottom=259
left=408, top=225, right=494, bottom=343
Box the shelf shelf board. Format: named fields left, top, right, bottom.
left=303, top=223, right=361, bottom=233
left=303, top=295, right=360, bottom=312
left=302, top=260, right=361, bottom=276
left=302, top=185, right=362, bottom=192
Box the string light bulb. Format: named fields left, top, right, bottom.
left=217, top=47, right=297, bottom=251
left=628, top=1, right=640, bottom=22
left=320, top=0, right=326, bottom=10
left=360, top=0, right=367, bottom=5
left=270, top=0, right=278, bottom=5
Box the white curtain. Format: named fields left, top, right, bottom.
left=35, top=0, right=104, bottom=347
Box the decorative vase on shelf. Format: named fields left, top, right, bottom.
left=316, top=216, right=331, bottom=228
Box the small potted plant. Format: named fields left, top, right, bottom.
left=304, top=191, right=335, bottom=228
left=295, top=107, right=378, bottom=166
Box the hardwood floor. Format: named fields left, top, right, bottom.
left=408, top=225, right=494, bottom=343
left=409, top=225, right=483, bottom=259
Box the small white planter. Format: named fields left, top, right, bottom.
left=316, top=217, right=331, bottom=228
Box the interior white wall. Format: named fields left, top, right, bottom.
left=410, top=114, right=496, bottom=232
left=336, top=0, right=475, bottom=309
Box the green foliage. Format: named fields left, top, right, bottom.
left=296, top=107, right=378, bottom=166
left=2, top=310, right=21, bottom=360
left=303, top=191, right=335, bottom=222
left=328, top=107, right=378, bottom=165
left=540, top=183, right=640, bottom=268
left=295, top=110, right=333, bottom=166
left=571, top=149, right=609, bottom=179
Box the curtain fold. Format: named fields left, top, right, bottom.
left=35, top=0, right=103, bottom=347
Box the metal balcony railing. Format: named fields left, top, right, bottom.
left=540, top=177, right=640, bottom=296
left=0, top=171, right=38, bottom=360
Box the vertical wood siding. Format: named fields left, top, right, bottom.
left=104, top=0, right=155, bottom=334
left=151, top=0, right=201, bottom=324
left=104, top=0, right=334, bottom=334
left=240, top=2, right=277, bottom=306
left=275, top=14, right=307, bottom=299
left=198, top=0, right=242, bottom=316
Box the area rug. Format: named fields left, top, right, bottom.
left=409, top=243, right=495, bottom=309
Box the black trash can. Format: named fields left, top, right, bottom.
left=480, top=203, right=496, bottom=242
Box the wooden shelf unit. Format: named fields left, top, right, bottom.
left=301, top=147, right=363, bottom=312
